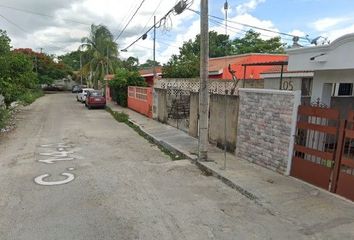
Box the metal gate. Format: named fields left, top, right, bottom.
left=333, top=111, right=354, bottom=201
left=291, top=105, right=340, bottom=190
left=291, top=107, right=354, bottom=201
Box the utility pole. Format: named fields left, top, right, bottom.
left=198, top=0, right=209, bottom=161
left=153, top=15, right=156, bottom=80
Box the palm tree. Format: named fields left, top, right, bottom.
left=80, top=24, right=118, bottom=89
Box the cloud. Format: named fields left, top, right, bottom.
left=236, top=0, right=265, bottom=15
left=288, top=29, right=306, bottom=37
left=312, top=17, right=349, bottom=31
left=321, top=23, right=354, bottom=42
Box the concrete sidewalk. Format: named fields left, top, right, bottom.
left=108, top=102, right=354, bottom=237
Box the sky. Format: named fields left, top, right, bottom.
left=0, top=0, right=354, bottom=64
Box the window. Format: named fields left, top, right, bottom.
left=338, top=83, right=353, bottom=96
left=301, top=78, right=312, bottom=96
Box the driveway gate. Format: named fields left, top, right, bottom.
left=333, top=111, right=354, bottom=200
left=291, top=106, right=354, bottom=201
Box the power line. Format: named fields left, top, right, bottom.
left=187, top=8, right=310, bottom=42
left=0, top=4, right=92, bottom=26
left=142, top=0, right=164, bottom=32
left=114, top=0, right=146, bottom=41
left=0, top=13, right=30, bottom=34
left=208, top=16, right=311, bottom=45
left=0, top=13, right=70, bottom=51
left=121, top=0, right=192, bottom=51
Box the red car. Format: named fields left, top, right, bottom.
left=85, top=90, right=106, bottom=109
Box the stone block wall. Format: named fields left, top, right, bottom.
left=236, top=89, right=301, bottom=174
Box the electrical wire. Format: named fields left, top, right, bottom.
left=0, top=12, right=71, bottom=51
left=0, top=4, right=92, bottom=26
left=142, top=0, right=164, bottom=33
left=121, top=0, right=193, bottom=51
left=114, top=0, right=146, bottom=41
left=0, top=13, right=30, bottom=34
left=187, top=8, right=310, bottom=42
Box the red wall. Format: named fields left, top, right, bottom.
left=127, top=86, right=153, bottom=118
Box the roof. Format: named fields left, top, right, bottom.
left=139, top=66, right=163, bottom=77
left=210, top=54, right=288, bottom=80
left=261, top=65, right=313, bottom=74
left=209, top=53, right=287, bottom=72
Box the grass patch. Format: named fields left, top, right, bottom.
left=106, top=107, right=184, bottom=161
left=19, top=89, right=44, bottom=105
left=0, top=108, right=10, bottom=130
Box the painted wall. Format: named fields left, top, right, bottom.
left=236, top=88, right=301, bottom=175
left=127, top=87, right=153, bottom=118
left=264, top=77, right=303, bottom=91
left=209, top=94, right=239, bottom=152
left=312, top=69, right=354, bottom=105
left=155, top=88, right=168, bottom=123
left=287, top=34, right=354, bottom=71
left=189, top=92, right=199, bottom=138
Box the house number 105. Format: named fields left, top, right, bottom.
left=282, top=80, right=294, bottom=90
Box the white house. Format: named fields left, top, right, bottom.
left=286, top=34, right=354, bottom=115
left=261, top=34, right=354, bottom=118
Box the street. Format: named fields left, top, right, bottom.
left=0, top=93, right=349, bottom=240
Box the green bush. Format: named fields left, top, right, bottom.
left=109, top=68, right=146, bottom=107
left=18, top=89, right=44, bottom=105
left=0, top=108, right=10, bottom=130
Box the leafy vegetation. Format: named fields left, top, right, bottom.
left=0, top=108, right=10, bottom=130
left=14, top=48, right=72, bottom=85
left=108, top=68, right=146, bottom=107
left=0, top=30, right=40, bottom=106
left=80, top=24, right=118, bottom=89
left=163, top=30, right=285, bottom=78
left=140, top=59, right=161, bottom=69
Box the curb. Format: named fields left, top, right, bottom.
left=128, top=119, right=195, bottom=161
left=127, top=118, right=261, bottom=203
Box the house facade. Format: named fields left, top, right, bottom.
left=286, top=33, right=354, bottom=117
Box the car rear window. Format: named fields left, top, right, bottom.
left=90, top=91, right=102, bottom=96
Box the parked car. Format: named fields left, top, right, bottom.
left=77, top=88, right=94, bottom=102
left=72, top=85, right=82, bottom=93
left=85, top=90, right=106, bottom=109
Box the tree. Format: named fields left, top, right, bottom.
left=120, top=56, right=139, bottom=71
left=14, top=48, right=72, bottom=85
left=80, top=24, right=118, bottom=89
left=162, top=30, right=285, bottom=78
left=140, top=59, right=161, bottom=68
left=0, top=31, right=39, bottom=105
left=58, top=50, right=83, bottom=71
left=162, top=31, right=233, bottom=78
left=231, top=30, right=285, bottom=54
left=0, top=30, right=11, bottom=55
left=108, top=67, right=146, bottom=107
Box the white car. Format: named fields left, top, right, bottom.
left=77, top=88, right=94, bottom=103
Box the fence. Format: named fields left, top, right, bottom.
left=127, top=86, right=153, bottom=118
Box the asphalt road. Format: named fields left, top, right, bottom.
left=0, top=93, right=328, bottom=240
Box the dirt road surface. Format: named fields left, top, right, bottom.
left=0, top=93, right=350, bottom=240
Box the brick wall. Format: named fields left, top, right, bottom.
left=236, top=88, right=301, bottom=174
